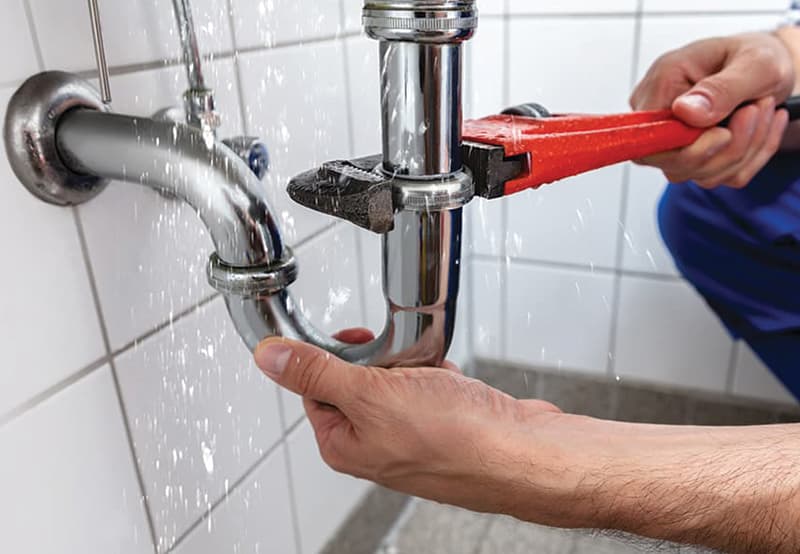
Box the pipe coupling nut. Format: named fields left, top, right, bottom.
left=392, top=168, right=474, bottom=212
left=363, top=0, right=477, bottom=43
left=207, top=250, right=298, bottom=297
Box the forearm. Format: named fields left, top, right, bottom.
left=507, top=416, right=800, bottom=553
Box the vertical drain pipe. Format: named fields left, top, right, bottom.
left=363, top=1, right=478, bottom=366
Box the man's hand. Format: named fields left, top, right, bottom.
left=254, top=337, right=800, bottom=553
left=254, top=336, right=569, bottom=519
left=631, top=32, right=796, bottom=188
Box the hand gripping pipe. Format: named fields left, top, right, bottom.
left=3, top=1, right=477, bottom=368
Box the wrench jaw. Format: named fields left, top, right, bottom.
left=462, top=141, right=527, bottom=200
left=286, top=143, right=528, bottom=232
left=287, top=154, right=395, bottom=234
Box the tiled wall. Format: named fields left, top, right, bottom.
left=1, top=1, right=798, bottom=553
left=466, top=0, right=799, bottom=406
left=0, top=0, right=473, bottom=552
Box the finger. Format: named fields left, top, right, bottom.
left=727, top=108, right=789, bottom=188
left=678, top=104, right=760, bottom=186
left=692, top=103, right=768, bottom=188
left=333, top=328, right=375, bottom=345
left=696, top=98, right=775, bottom=188
left=254, top=337, right=369, bottom=406
left=673, top=49, right=786, bottom=127
left=635, top=126, right=732, bottom=180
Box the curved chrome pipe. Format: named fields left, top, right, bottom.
left=54, top=107, right=461, bottom=366
left=57, top=109, right=279, bottom=267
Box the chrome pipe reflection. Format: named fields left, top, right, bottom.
left=380, top=42, right=463, bottom=177
left=172, top=0, right=206, bottom=91
left=56, top=109, right=282, bottom=267
left=52, top=107, right=462, bottom=366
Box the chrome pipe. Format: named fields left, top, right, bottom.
left=56, top=109, right=282, bottom=267
left=380, top=42, right=463, bottom=177
left=172, top=0, right=205, bottom=91
left=171, top=0, right=218, bottom=132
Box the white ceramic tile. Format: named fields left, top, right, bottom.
left=479, top=0, right=507, bottom=16
left=239, top=42, right=351, bottom=246
left=345, top=35, right=381, bottom=157
left=472, top=259, right=504, bottom=360
left=467, top=17, right=505, bottom=119
left=505, top=263, right=614, bottom=373
left=0, top=0, right=39, bottom=82
left=30, top=0, right=233, bottom=72
left=79, top=61, right=242, bottom=350
left=0, top=87, right=105, bottom=416
left=292, top=225, right=366, bottom=336
left=506, top=166, right=624, bottom=269
left=509, top=17, right=636, bottom=114
left=0, top=367, right=152, bottom=554
left=732, top=342, right=798, bottom=405
left=231, top=0, right=342, bottom=49
left=637, top=15, right=783, bottom=83
left=622, top=165, right=678, bottom=275
left=115, top=298, right=283, bottom=552
left=172, top=445, right=297, bottom=554
left=642, top=1, right=786, bottom=12
left=614, top=276, right=733, bottom=392
left=509, top=0, right=637, bottom=14
left=469, top=197, right=506, bottom=258
left=358, top=231, right=387, bottom=335
left=343, top=0, right=365, bottom=33
left=288, top=420, right=371, bottom=554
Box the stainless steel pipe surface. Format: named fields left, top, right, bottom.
left=56, top=109, right=283, bottom=268
left=53, top=107, right=460, bottom=366
left=380, top=42, right=463, bottom=177
left=224, top=208, right=462, bottom=366
left=172, top=0, right=206, bottom=92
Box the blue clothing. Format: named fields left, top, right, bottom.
left=658, top=153, right=800, bottom=400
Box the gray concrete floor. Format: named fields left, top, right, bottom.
left=380, top=500, right=712, bottom=554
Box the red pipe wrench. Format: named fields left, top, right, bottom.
left=463, top=98, right=800, bottom=200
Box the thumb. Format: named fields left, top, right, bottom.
left=254, top=337, right=364, bottom=405
left=673, top=54, right=777, bottom=127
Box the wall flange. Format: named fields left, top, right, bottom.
left=4, top=71, right=110, bottom=206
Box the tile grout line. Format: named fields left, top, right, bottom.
left=0, top=357, right=109, bottom=428
left=72, top=208, right=160, bottom=552
left=223, top=0, right=251, bottom=137
left=0, top=290, right=224, bottom=429
left=21, top=0, right=45, bottom=70
left=110, top=293, right=222, bottom=360
left=71, top=32, right=363, bottom=81
left=499, top=3, right=511, bottom=362
left=725, top=341, right=741, bottom=395
left=472, top=252, right=684, bottom=283
left=339, top=18, right=372, bottom=332
left=274, top=384, right=304, bottom=554
left=505, top=10, right=783, bottom=18
left=606, top=1, right=644, bottom=381
left=166, top=438, right=286, bottom=553
left=282, top=433, right=305, bottom=554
